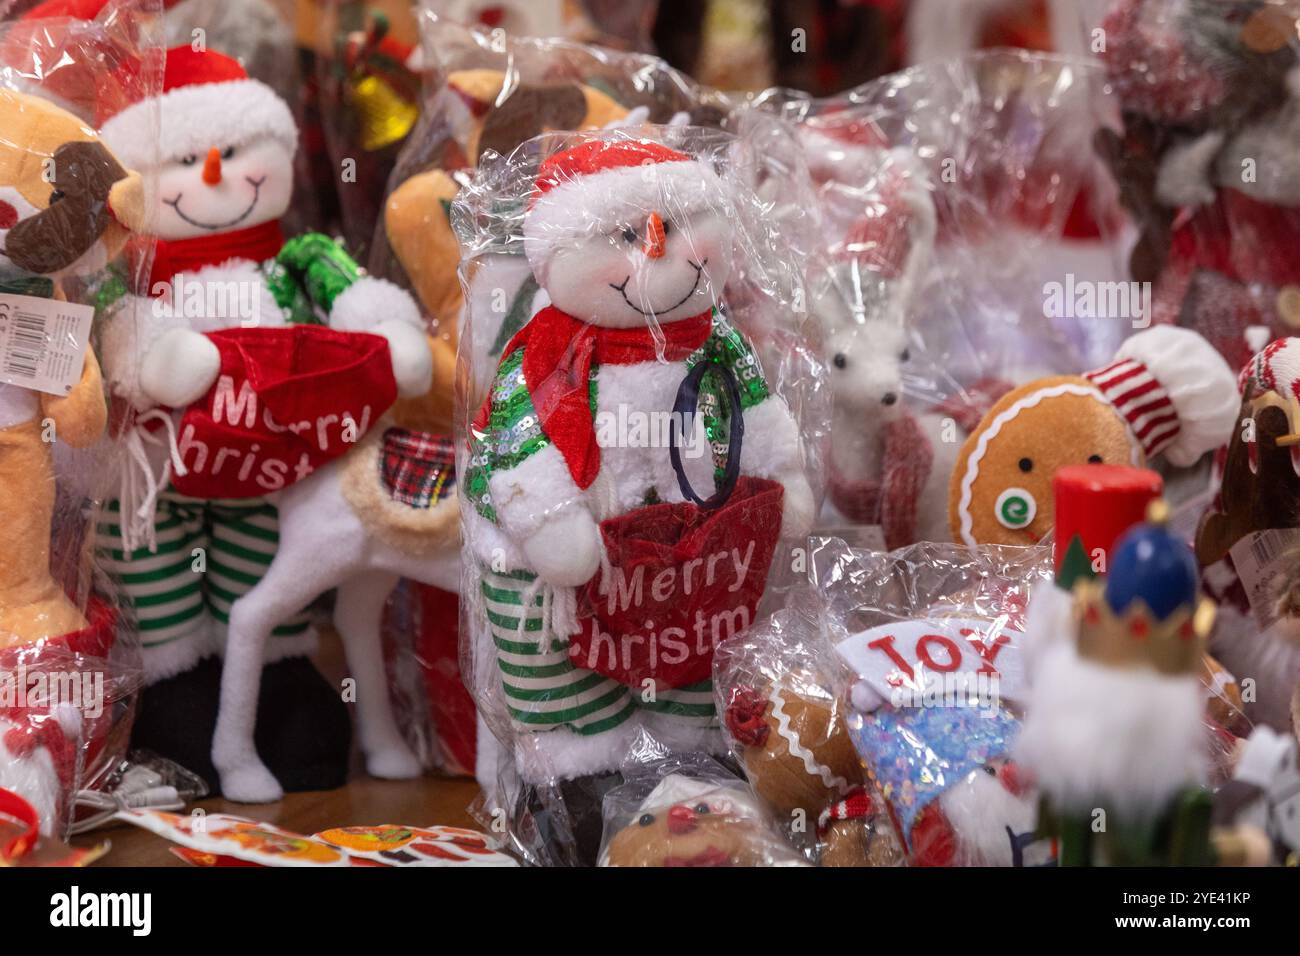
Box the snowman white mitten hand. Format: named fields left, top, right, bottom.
left=140, top=328, right=222, bottom=408
left=522, top=509, right=603, bottom=587
left=327, top=276, right=432, bottom=397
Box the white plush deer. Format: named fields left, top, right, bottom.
left=812, top=143, right=959, bottom=545
left=210, top=417, right=462, bottom=803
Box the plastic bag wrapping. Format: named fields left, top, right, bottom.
left=1085, top=0, right=1300, bottom=372
left=371, top=15, right=738, bottom=791
left=454, top=122, right=827, bottom=864
left=746, top=51, right=1131, bottom=542
left=807, top=534, right=1057, bottom=866
left=0, top=0, right=160, bottom=842
left=713, top=595, right=906, bottom=866
left=597, top=735, right=807, bottom=867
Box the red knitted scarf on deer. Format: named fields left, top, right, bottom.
left=827, top=413, right=933, bottom=551
left=144, top=219, right=285, bottom=289
left=476, top=305, right=713, bottom=490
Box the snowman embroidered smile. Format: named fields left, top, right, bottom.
left=164, top=175, right=264, bottom=231
left=610, top=258, right=706, bottom=317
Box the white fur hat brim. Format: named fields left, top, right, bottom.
left=523, top=159, right=725, bottom=278
left=101, top=78, right=297, bottom=172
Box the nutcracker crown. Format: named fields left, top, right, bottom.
left=1072, top=500, right=1214, bottom=676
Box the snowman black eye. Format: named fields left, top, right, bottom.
left=833, top=353, right=847, bottom=369
left=662, top=220, right=672, bottom=236
left=638, top=813, right=654, bottom=827
left=221, top=146, right=236, bottom=160
left=180, top=155, right=198, bottom=166
left=622, top=227, right=637, bottom=243
left=694, top=803, right=710, bottom=814
left=899, top=347, right=910, bottom=362
left=1018, top=457, right=1033, bottom=473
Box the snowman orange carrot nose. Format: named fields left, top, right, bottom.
left=643, top=212, right=666, bottom=259
left=202, top=147, right=222, bottom=186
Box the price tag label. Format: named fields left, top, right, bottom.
left=0, top=293, right=94, bottom=397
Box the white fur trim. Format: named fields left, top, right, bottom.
left=1021, top=582, right=1075, bottom=681
left=512, top=717, right=645, bottom=784
left=738, top=397, right=803, bottom=480
left=1014, top=641, right=1207, bottom=818
left=956, top=383, right=1140, bottom=547
left=487, top=442, right=587, bottom=540
left=1107, top=326, right=1238, bottom=468
left=465, top=507, right=526, bottom=570
left=523, top=159, right=727, bottom=280
left=0, top=729, right=62, bottom=837
left=938, top=770, right=1039, bottom=866
left=141, top=618, right=220, bottom=683
left=101, top=78, right=297, bottom=172
left=155, top=258, right=288, bottom=335
left=328, top=277, right=424, bottom=333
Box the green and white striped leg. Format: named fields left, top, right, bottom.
left=97, top=496, right=212, bottom=682
left=639, top=679, right=718, bottom=727
left=481, top=568, right=636, bottom=738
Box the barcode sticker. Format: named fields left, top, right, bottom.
left=0, top=293, right=94, bottom=397
left=1229, top=527, right=1300, bottom=630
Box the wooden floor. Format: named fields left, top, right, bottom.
left=88, top=776, right=483, bottom=866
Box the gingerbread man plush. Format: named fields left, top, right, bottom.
left=949, top=325, right=1238, bottom=547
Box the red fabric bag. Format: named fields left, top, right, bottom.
left=171, top=326, right=397, bottom=499
left=568, top=477, right=785, bottom=691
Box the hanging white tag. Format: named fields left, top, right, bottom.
left=0, top=293, right=94, bottom=397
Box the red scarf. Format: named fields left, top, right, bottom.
left=827, top=413, right=933, bottom=550
left=475, top=305, right=713, bottom=490
left=144, top=219, right=285, bottom=290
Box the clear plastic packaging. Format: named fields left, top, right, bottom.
left=809, top=535, right=1057, bottom=866
left=713, top=598, right=906, bottom=866
left=455, top=123, right=827, bottom=865
left=369, top=15, right=745, bottom=791
left=598, top=737, right=806, bottom=867
left=1088, top=0, right=1300, bottom=372
left=0, top=0, right=159, bottom=844
left=750, top=51, right=1130, bottom=545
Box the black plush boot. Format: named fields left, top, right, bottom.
left=130, top=655, right=351, bottom=796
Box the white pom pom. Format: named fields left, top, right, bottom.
left=329, top=277, right=424, bottom=333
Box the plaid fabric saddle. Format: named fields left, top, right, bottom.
left=379, top=427, right=456, bottom=509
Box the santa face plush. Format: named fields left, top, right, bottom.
left=601, top=776, right=798, bottom=867
left=152, top=136, right=294, bottom=241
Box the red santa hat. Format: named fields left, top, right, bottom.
left=522, top=138, right=726, bottom=279
left=99, top=45, right=296, bottom=173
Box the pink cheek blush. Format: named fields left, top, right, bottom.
left=0, top=200, right=18, bottom=230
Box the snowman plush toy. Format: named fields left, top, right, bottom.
left=464, top=136, right=814, bottom=860
left=94, top=45, right=427, bottom=793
